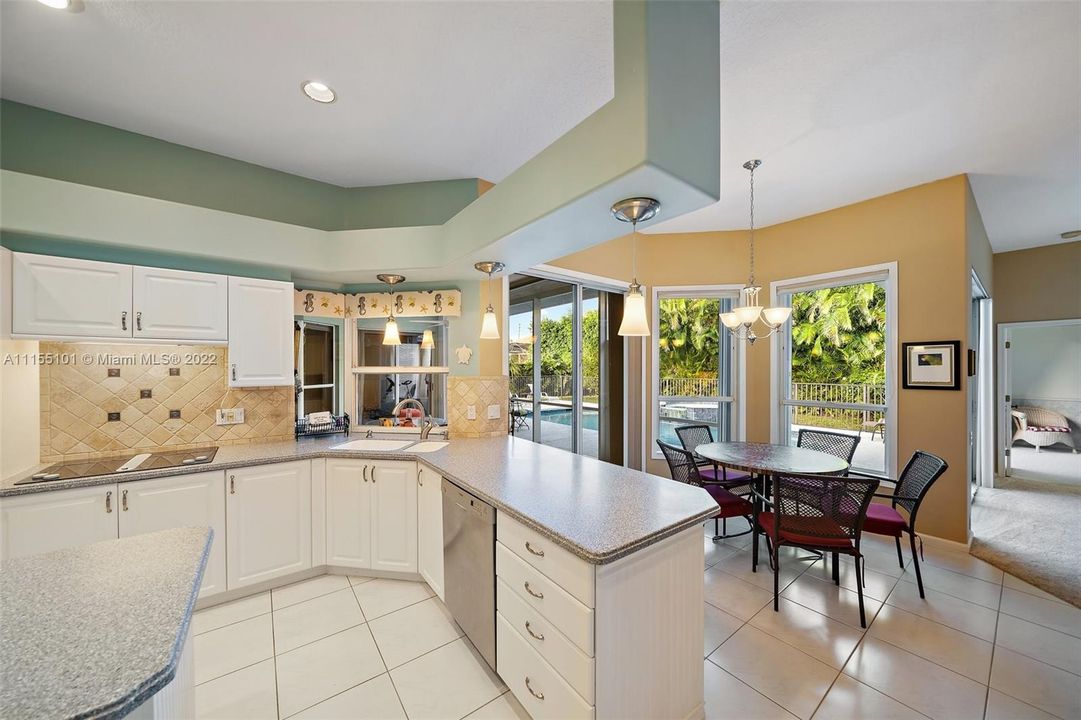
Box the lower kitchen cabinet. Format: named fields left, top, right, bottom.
left=325, top=459, right=372, bottom=568
left=226, top=461, right=312, bottom=589
left=0, top=484, right=118, bottom=561
left=417, top=465, right=445, bottom=599
left=118, top=471, right=227, bottom=598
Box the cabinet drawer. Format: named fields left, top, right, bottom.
left=496, top=542, right=593, bottom=656
left=497, top=513, right=594, bottom=608
left=498, top=578, right=594, bottom=702
left=497, top=613, right=593, bottom=720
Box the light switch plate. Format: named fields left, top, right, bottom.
left=487, top=404, right=500, bottom=419
left=466, top=405, right=477, bottom=420
left=216, top=408, right=245, bottom=425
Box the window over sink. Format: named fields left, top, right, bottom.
left=353, top=318, right=449, bottom=427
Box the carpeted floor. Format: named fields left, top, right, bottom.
left=971, top=476, right=1081, bottom=607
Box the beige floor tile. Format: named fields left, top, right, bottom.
left=705, top=601, right=744, bottom=657
left=811, top=673, right=927, bottom=720
left=352, top=578, right=435, bottom=620
left=856, top=543, right=910, bottom=578
left=703, top=659, right=798, bottom=720
left=291, top=673, right=405, bottom=720
left=709, top=625, right=838, bottom=719
left=194, top=613, right=274, bottom=685
left=368, top=596, right=463, bottom=669
left=391, top=638, right=506, bottom=720
left=990, top=646, right=1081, bottom=719
left=463, top=691, right=531, bottom=719
left=983, top=689, right=1061, bottom=720
left=995, top=612, right=1081, bottom=676
left=749, top=598, right=864, bottom=669
left=1003, top=574, right=1070, bottom=606
left=898, top=563, right=1002, bottom=610
left=1000, top=588, right=1081, bottom=639
left=843, top=637, right=987, bottom=720
left=272, top=574, right=352, bottom=610
left=705, top=537, right=742, bottom=568
left=713, top=549, right=809, bottom=593
left=192, top=592, right=271, bottom=635
left=194, top=658, right=278, bottom=720
left=348, top=575, right=375, bottom=587
left=780, top=575, right=882, bottom=629
left=704, top=567, right=774, bottom=621
left=275, top=624, right=386, bottom=718
left=273, top=587, right=365, bottom=654
left=867, top=604, right=993, bottom=683
left=920, top=546, right=1003, bottom=584
left=802, top=557, right=901, bottom=602
left=884, top=582, right=998, bottom=641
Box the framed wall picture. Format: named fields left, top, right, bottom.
left=902, top=340, right=961, bottom=390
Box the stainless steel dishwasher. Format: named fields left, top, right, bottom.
left=442, top=478, right=496, bottom=669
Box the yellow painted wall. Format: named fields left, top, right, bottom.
left=553, top=176, right=976, bottom=542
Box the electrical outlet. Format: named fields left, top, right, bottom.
left=487, top=404, right=500, bottom=420
left=466, top=405, right=477, bottom=420
left=216, top=408, right=245, bottom=425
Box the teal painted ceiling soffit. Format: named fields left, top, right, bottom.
left=0, top=0, right=720, bottom=284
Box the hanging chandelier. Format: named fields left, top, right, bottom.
left=377, top=273, right=405, bottom=345
left=720, top=160, right=791, bottom=344
left=474, top=261, right=505, bottom=340
left=612, top=197, right=661, bottom=337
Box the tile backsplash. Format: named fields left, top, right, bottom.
left=447, top=376, right=509, bottom=438
left=39, top=343, right=293, bottom=462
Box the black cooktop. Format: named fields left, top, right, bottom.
left=15, top=447, right=219, bottom=485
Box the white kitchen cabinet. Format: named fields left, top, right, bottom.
left=226, top=461, right=311, bottom=589
left=227, top=276, right=294, bottom=387
left=12, top=253, right=132, bottom=338
left=118, top=471, right=227, bottom=598
left=325, top=458, right=372, bottom=568
left=325, top=459, right=417, bottom=574
left=132, top=266, right=228, bottom=342
left=417, top=465, right=444, bottom=599
left=0, top=484, right=118, bottom=561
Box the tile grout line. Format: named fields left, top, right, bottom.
left=704, top=655, right=800, bottom=720
left=270, top=600, right=282, bottom=720
left=982, top=573, right=1006, bottom=719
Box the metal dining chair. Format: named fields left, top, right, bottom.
left=674, top=424, right=752, bottom=488
left=796, top=429, right=860, bottom=470
left=658, top=441, right=753, bottom=542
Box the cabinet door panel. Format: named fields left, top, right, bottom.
left=417, top=466, right=445, bottom=599
left=226, top=461, right=311, bottom=589
left=227, top=277, right=293, bottom=387
left=133, top=267, right=228, bottom=341
left=12, top=253, right=132, bottom=338
left=0, top=485, right=118, bottom=561
left=325, top=459, right=371, bottom=569
left=370, top=461, right=418, bottom=574
left=119, top=471, right=227, bottom=598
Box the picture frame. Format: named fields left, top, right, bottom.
left=902, top=340, right=961, bottom=390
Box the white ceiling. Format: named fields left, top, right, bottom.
left=0, top=0, right=614, bottom=187
left=648, top=1, right=1081, bottom=252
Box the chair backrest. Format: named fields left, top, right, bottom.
left=674, top=424, right=714, bottom=454
left=893, top=451, right=948, bottom=517
left=771, top=473, right=879, bottom=544
left=657, top=441, right=704, bottom=487
left=796, top=428, right=860, bottom=465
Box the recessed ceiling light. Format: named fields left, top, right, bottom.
left=36, top=0, right=70, bottom=8
left=1061, top=230, right=1081, bottom=240
left=302, top=81, right=336, bottom=104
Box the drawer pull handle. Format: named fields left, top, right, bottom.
left=525, top=621, right=544, bottom=641
left=230, top=476, right=236, bottom=494
left=121, top=311, right=127, bottom=331
left=525, top=541, right=545, bottom=557
left=121, top=489, right=128, bottom=512
left=136, top=311, right=142, bottom=331
left=105, top=491, right=113, bottom=513
left=524, top=581, right=544, bottom=599
left=525, top=677, right=544, bottom=701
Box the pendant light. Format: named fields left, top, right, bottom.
left=377, top=274, right=405, bottom=346
left=612, top=197, right=661, bottom=336
left=720, top=160, right=791, bottom=344
left=474, top=261, right=505, bottom=340
left=420, top=329, right=435, bottom=349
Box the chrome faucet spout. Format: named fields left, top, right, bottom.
left=420, top=419, right=436, bottom=440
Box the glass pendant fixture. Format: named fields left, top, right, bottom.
left=612, top=197, right=661, bottom=336
left=377, top=273, right=406, bottom=346
left=720, top=160, right=791, bottom=344
left=474, top=261, right=505, bottom=340
left=420, top=329, right=435, bottom=349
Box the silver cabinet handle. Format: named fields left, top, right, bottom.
left=525, top=677, right=544, bottom=700
left=121, top=311, right=127, bottom=330
left=524, top=581, right=543, bottom=599
left=371, top=466, right=376, bottom=484
left=230, top=364, right=237, bottom=381
left=105, top=491, right=113, bottom=513
left=230, top=475, right=236, bottom=494
left=362, top=465, right=368, bottom=482
left=121, top=489, right=128, bottom=512
left=525, top=541, right=545, bottom=557
left=525, top=621, right=544, bottom=641
left=135, top=311, right=142, bottom=331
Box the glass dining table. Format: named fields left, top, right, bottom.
left=694, top=441, right=849, bottom=570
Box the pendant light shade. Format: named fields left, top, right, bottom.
left=618, top=283, right=651, bottom=336
left=474, top=261, right=505, bottom=341
left=382, top=316, right=401, bottom=345
left=420, top=329, right=435, bottom=349
left=611, top=197, right=661, bottom=337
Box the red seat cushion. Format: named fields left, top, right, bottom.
left=757, top=512, right=854, bottom=549
left=706, top=485, right=753, bottom=518
left=862, top=503, right=908, bottom=537
left=700, top=465, right=752, bottom=484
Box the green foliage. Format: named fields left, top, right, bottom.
left=508, top=310, right=600, bottom=381
left=790, top=283, right=886, bottom=384
left=658, top=298, right=720, bottom=379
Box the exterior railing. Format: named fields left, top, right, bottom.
left=509, top=375, right=600, bottom=399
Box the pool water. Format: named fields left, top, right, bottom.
left=535, top=407, right=600, bottom=431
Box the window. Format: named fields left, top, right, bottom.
left=652, top=288, right=740, bottom=457
left=294, top=320, right=340, bottom=418
left=773, top=265, right=896, bottom=476
left=353, top=318, right=448, bottom=426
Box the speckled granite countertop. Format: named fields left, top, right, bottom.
left=1, top=436, right=718, bottom=564
left=0, top=527, right=211, bottom=720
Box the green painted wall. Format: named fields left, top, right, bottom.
left=0, top=100, right=480, bottom=231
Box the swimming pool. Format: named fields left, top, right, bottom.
left=533, top=407, right=600, bottom=431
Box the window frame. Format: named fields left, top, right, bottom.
left=650, top=285, right=745, bottom=460
left=294, top=318, right=342, bottom=419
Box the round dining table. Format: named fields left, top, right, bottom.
left=695, top=441, right=849, bottom=570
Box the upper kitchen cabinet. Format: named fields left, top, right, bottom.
left=132, top=266, right=228, bottom=341
left=227, top=276, right=294, bottom=387
left=12, top=253, right=133, bottom=339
